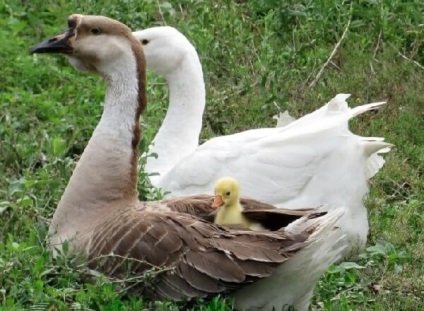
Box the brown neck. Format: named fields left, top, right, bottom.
left=49, top=39, right=147, bottom=244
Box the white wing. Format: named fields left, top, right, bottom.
left=158, top=127, right=318, bottom=204
left=156, top=95, right=391, bottom=209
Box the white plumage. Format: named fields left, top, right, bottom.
left=133, top=26, right=392, bottom=258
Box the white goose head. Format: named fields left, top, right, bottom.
left=132, top=26, right=197, bottom=77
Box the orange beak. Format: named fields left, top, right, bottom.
left=211, top=195, right=223, bottom=209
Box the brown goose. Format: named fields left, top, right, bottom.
left=31, top=14, right=345, bottom=311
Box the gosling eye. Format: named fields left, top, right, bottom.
left=90, top=27, right=101, bottom=35
left=226, top=191, right=231, bottom=196
left=141, top=39, right=149, bottom=45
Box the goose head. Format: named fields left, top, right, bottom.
left=31, top=14, right=145, bottom=78
left=132, top=26, right=196, bottom=77
left=212, top=177, right=241, bottom=209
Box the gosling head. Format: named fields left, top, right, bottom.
left=132, top=26, right=196, bottom=77
left=212, top=177, right=241, bottom=209
left=31, top=14, right=145, bottom=77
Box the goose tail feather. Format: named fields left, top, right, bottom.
left=233, top=208, right=346, bottom=311
left=359, top=138, right=393, bottom=179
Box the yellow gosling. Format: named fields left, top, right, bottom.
left=212, top=177, right=263, bottom=231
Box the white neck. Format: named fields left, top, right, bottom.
left=145, top=50, right=205, bottom=181
left=50, top=50, right=142, bottom=244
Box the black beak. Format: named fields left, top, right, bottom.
left=30, top=28, right=74, bottom=54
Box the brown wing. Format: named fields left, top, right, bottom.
left=162, top=194, right=215, bottom=222
left=163, top=195, right=318, bottom=231
left=239, top=197, right=314, bottom=212
left=83, top=207, right=312, bottom=301
left=241, top=197, right=316, bottom=230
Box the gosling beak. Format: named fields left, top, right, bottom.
left=30, top=28, right=74, bottom=54
left=212, top=195, right=223, bottom=209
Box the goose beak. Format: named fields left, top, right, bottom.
left=211, top=195, right=223, bottom=209
left=30, top=28, right=74, bottom=54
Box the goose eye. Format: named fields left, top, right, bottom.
left=226, top=191, right=231, bottom=196
left=90, top=27, right=101, bottom=35
left=141, top=39, right=149, bottom=45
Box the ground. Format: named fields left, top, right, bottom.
left=0, top=1, right=423, bottom=310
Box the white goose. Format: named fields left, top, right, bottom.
left=32, top=14, right=346, bottom=311
left=132, top=26, right=392, bottom=257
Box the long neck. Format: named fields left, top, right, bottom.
left=145, top=51, right=205, bottom=180
left=50, top=46, right=146, bottom=243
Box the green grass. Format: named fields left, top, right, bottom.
left=1, top=0, right=423, bottom=310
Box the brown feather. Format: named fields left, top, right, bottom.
left=236, top=259, right=277, bottom=277
left=241, top=208, right=312, bottom=231
left=159, top=272, right=206, bottom=298
left=176, top=261, right=226, bottom=293
left=163, top=195, right=215, bottom=222
left=185, top=250, right=246, bottom=283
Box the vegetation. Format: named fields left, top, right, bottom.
left=1, top=0, right=423, bottom=310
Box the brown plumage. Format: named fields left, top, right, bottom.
left=31, top=14, right=342, bottom=307
left=79, top=205, right=309, bottom=299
